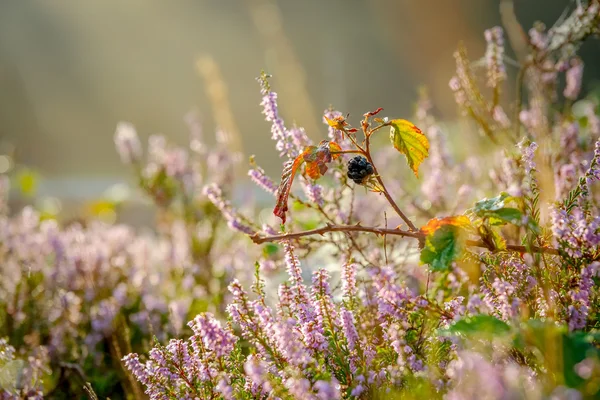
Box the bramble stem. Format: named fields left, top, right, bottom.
left=330, top=150, right=363, bottom=156
left=250, top=223, right=560, bottom=255
left=362, top=122, right=418, bottom=232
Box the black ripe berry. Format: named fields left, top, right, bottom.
left=347, top=156, right=374, bottom=184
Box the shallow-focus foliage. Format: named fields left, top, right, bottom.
left=2, top=1, right=600, bottom=399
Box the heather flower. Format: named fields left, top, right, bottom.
left=203, top=183, right=255, bottom=235
left=273, top=318, right=312, bottom=367
left=421, top=125, right=451, bottom=209
left=568, top=262, right=599, bottom=331
left=289, top=126, right=312, bottom=151
left=311, top=268, right=338, bottom=330
left=564, top=58, right=584, bottom=100
left=449, top=76, right=468, bottom=110
left=369, top=266, right=413, bottom=321
left=324, top=109, right=345, bottom=144
left=341, top=261, right=358, bottom=299
left=248, top=166, right=278, bottom=196
left=340, top=308, right=359, bottom=352
left=584, top=138, right=600, bottom=188
left=518, top=139, right=538, bottom=176
left=123, top=353, right=152, bottom=386
left=216, top=376, right=235, bottom=400
left=492, top=105, right=511, bottom=129
left=555, top=163, right=578, bottom=200
left=302, top=181, right=324, bottom=207
left=529, top=24, right=548, bottom=50
left=551, top=206, right=600, bottom=258
left=114, top=122, right=142, bottom=164
left=582, top=101, right=600, bottom=136
left=258, top=77, right=297, bottom=159
left=188, top=313, right=237, bottom=358
left=446, top=351, right=540, bottom=400
left=314, top=379, right=341, bottom=400
left=244, top=354, right=272, bottom=395
left=484, top=26, right=506, bottom=88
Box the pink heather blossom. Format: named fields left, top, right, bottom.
left=248, top=166, right=278, bottom=195
left=114, top=122, right=142, bottom=164
left=564, top=58, right=584, bottom=100
left=484, top=26, right=506, bottom=88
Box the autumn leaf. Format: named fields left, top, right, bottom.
left=363, top=107, right=384, bottom=118
left=273, top=157, right=304, bottom=223
left=420, top=215, right=471, bottom=236
left=420, top=216, right=470, bottom=271
left=389, top=119, right=429, bottom=177
left=324, top=115, right=348, bottom=131
left=273, top=140, right=341, bottom=223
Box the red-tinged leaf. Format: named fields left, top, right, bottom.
left=303, top=140, right=340, bottom=179
left=305, top=160, right=323, bottom=179
left=389, top=119, right=429, bottom=177
left=273, top=156, right=305, bottom=223
left=421, top=215, right=471, bottom=236
left=273, top=140, right=342, bottom=222
left=364, top=107, right=384, bottom=117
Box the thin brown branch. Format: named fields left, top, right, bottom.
left=364, top=122, right=418, bottom=231
left=250, top=223, right=559, bottom=255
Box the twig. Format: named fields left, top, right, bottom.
left=250, top=223, right=560, bottom=255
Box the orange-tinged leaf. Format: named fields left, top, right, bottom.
left=273, top=140, right=342, bottom=222
left=389, top=119, right=429, bottom=177
left=421, top=215, right=471, bottom=236
left=324, top=115, right=348, bottom=131
left=273, top=156, right=305, bottom=223
left=302, top=140, right=339, bottom=179
left=328, top=141, right=342, bottom=160
left=305, top=161, right=322, bottom=179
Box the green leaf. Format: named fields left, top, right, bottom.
left=444, top=315, right=511, bottom=336
left=487, top=207, right=523, bottom=226
left=516, top=320, right=600, bottom=393
left=389, top=119, right=429, bottom=177
left=420, top=224, right=465, bottom=271
left=471, top=193, right=534, bottom=228
left=263, top=243, right=279, bottom=257
left=563, top=331, right=600, bottom=389
left=477, top=224, right=507, bottom=251
left=473, top=192, right=512, bottom=213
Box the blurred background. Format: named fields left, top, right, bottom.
left=0, top=0, right=598, bottom=216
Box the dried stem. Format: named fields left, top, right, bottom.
left=250, top=223, right=559, bottom=255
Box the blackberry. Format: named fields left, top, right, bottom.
left=347, top=156, right=374, bottom=184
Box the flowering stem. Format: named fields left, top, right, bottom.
left=250, top=223, right=559, bottom=255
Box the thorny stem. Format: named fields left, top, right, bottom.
left=343, top=119, right=419, bottom=232
left=366, top=150, right=418, bottom=231
left=368, top=158, right=418, bottom=232
left=330, top=149, right=363, bottom=156
left=250, top=223, right=560, bottom=255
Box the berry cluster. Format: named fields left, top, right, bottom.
left=347, top=156, right=374, bottom=184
